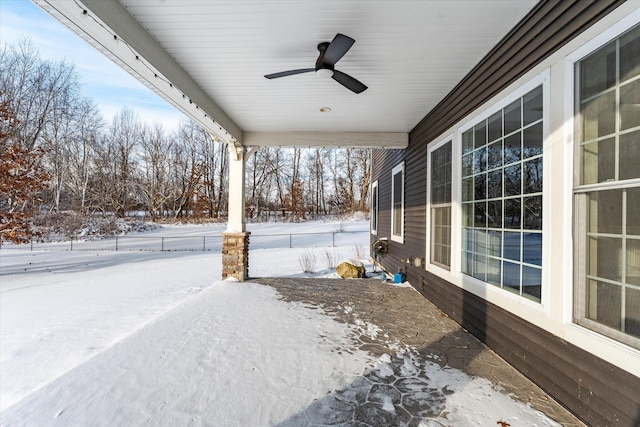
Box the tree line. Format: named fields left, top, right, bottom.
left=0, top=40, right=370, bottom=242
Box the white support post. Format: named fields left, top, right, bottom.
left=222, top=142, right=251, bottom=281
left=226, top=143, right=246, bottom=233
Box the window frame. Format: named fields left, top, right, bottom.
left=371, top=180, right=379, bottom=235
left=456, top=71, right=549, bottom=306
left=428, top=139, right=453, bottom=270
left=391, top=162, right=405, bottom=243
left=570, top=21, right=640, bottom=350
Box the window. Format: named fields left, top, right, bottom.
left=461, top=85, right=544, bottom=302
left=371, top=180, right=379, bottom=235
left=430, top=141, right=452, bottom=268
left=574, top=24, right=640, bottom=348
left=391, top=163, right=404, bottom=243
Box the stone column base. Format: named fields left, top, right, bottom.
left=222, top=231, right=250, bottom=281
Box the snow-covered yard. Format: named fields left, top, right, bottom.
left=0, top=220, right=569, bottom=426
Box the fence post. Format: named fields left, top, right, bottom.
left=116, top=236, right=118, bottom=251
left=161, top=237, right=164, bottom=251
left=203, top=236, right=206, bottom=251
left=332, top=232, right=335, bottom=247
left=289, top=234, right=292, bottom=249
left=70, top=236, right=73, bottom=251
left=31, top=239, right=33, bottom=251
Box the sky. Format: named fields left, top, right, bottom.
left=0, top=0, right=186, bottom=130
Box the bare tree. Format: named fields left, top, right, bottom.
left=139, top=123, right=173, bottom=221
left=0, top=39, right=79, bottom=151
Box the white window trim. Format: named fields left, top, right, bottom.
left=426, top=136, right=454, bottom=273
left=455, top=69, right=551, bottom=313
left=371, top=180, right=379, bottom=235
left=391, top=162, right=404, bottom=243
left=566, top=14, right=640, bottom=350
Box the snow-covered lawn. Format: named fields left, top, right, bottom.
left=0, top=220, right=563, bottom=426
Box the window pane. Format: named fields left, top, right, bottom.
left=474, top=202, right=487, bottom=228
left=474, top=122, right=487, bottom=148
left=504, top=99, right=521, bottom=135
left=462, top=203, right=473, bottom=227
left=431, top=206, right=451, bottom=268
left=487, top=199, right=502, bottom=229
left=580, top=41, right=616, bottom=100
left=487, top=170, right=502, bottom=199
left=581, top=137, right=615, bottom=184
left=504, top=164, right=521, bottom=196
left=626, top=287, right=640, bottom=338
left=588, top=236, right=623, bottom=282
left=371, top=186, right=378, bottom=231
left=524, top=195, right=542, bottom=230
left=503, top=261, right=521, bottom=294
left=523, top=158, right=542, bottom=194
left=504, top=133, right=521, bottom=164
left=523, top=122, right=543, bottom=158
left=620, top=79, right=640, bottom=130
left=462, top=153, right=473, bottom=177
left=474, top=172, right=486, bottom=200
left=462, top=251, right=473, bottom=275
left=462, top=130, right=474, bottom=154
left=487, top=230, right=502, bottom=257
left=488, top=111, right=502, bottom=142
left=523, top=232, right=542, bottom=266
left=587, top=280, right=621, bottom=330
left=523, top=86, right=543, bottom=126
left=523, top=266, right=542, bottom=301
left=487, top=257, right=501, bottom=285
left=504, top=198, right=521, bottom=229
left=504, top=231, right=521, bottom=261
left=627, top=239, right=640, bottom=286
left=620, top=130, right=640, bottom=180
left=620, top=25, right=640, bottom=82
left=474, top=255, right=487, bottom=282
left=487, top=140, right=503, bottom=170
left=473, top=147, right=487, bottom=174
left=462, top=227, right=474, bottom=251
left=582, top=91, right=616, bottom=141
left=393, top=170, right=403, bottom=236
left=431, top=142, right=452, bottom=205
left=462, top=177, right=473, bottom=202
left=588, top=190, right=622, bottom=234
left=474, top=229, right=488, bottom=255
left=627, top=187, right=640, bottom=235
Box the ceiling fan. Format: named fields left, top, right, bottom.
left=264, top=33, right=368, bottom=94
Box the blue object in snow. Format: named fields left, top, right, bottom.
left=393, top=272, right=406, bottom=283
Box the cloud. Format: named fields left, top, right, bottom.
left=0, top=0, right=185, bottom=131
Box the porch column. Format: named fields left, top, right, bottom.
left=222, top=143, right=250, bottom=281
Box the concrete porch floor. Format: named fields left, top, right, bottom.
left=250, top=277, right=584, bottom=427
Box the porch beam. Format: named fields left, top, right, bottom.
left=244, top=132, right=408, bottom=148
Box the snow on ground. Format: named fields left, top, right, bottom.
left=0, top=220, right=560, bottom=426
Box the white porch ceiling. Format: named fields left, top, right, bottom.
left=35, top=0, right=538, bottom=148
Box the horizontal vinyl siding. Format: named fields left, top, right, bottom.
left=409, top=0, right=626, bottom=146
left=371, top=1, right=637, bottom=425
left=413, top=270, right=640, bottom=427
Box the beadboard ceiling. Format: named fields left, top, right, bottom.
left=35, top=0, right=538, bottom=147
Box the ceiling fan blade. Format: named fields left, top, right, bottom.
left=264, top=68, right=315, bottom=79
left=332, top=70, right=367, bottom=94
left=322, top=33, right=355, bottom=66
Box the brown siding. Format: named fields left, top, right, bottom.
left=412, top=269, right=640, bottom=427
left=371, top=0, right=637, bottom=425
left=410, top=0, right=626, bottom=145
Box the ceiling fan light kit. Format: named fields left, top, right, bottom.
left=265, top=33, right=368, bottom=94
